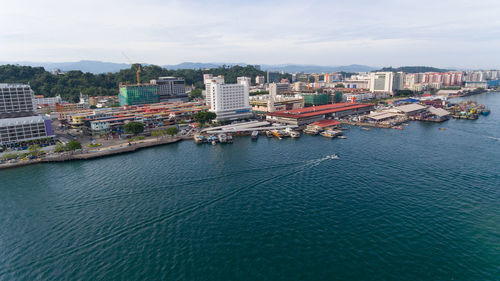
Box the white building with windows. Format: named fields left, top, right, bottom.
left=205, top=76, right=252, bottom=121
left=369, top=72, right=394, bottom=93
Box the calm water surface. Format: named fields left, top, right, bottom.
left=1, top=93, right=499, bottom=280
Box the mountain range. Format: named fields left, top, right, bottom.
left=0, top=60, right=378, bottom=74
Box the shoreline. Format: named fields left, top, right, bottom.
left=0, top=137, right=185, bottom=170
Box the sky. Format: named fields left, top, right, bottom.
left=1, top=0, right=499, bottom=69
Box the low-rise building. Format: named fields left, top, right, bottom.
left=0, top=115, right=54, bottom=147
left=266, top=103, right=375, bottom=126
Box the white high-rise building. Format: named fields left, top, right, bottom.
left=205, top=76, right=252, bottom=121
left=369, top=72, right=394, bottom=93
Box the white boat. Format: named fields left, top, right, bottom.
left=290, top=130, right=301, bottom=138
left=226, top=134, right=233, bottom=143
left=251, top=131, right=259, bottom=139
left=218, top=134, right=227, bottom=143
left=320, top=129, right=342, bottom=138
left=338, top=135, right=347, bottom=139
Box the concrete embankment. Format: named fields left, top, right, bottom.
left=0, top=137, right=183, bottom=170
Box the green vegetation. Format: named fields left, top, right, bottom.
left=377, top=66, right=449, bottom=73
left=250, top=90, right=269, bottom=96
left=152, top=127, right=178, bottom=138
left=393, top=90, right=415, bottom=97
left=54, top=143, right=66, bottom=153
left=0, top=64, right=266, bottom=102
left=2, top=153, right=18, bottom=160
left=87, top=143, right=101, bottom=148
left=28, top=145, right=44, bottom=157
left=65, top=140, right=82, bottom=151
left=124, top=122, right=145, bottom=135
left=194, top=111, right=217, bottom=125
left=188, top=88, right=203, bottom=101
left=130, top=136, right=145, bottom=141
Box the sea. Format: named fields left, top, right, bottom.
left=1, top=92, right=499, bottom=280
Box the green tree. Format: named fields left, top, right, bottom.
left=2, top=153, right=18, bottom=160
left=28, top=144, right=43, bottom=157
left=194, top=111, right=216, bottom=124
left=54, top=142, right=66, bottom=152
left=124, top=121, right=144, bottom=135
left=188, top=88, right=203, bottom=101
left=166, top=127, right=178, bottom=136
left=65, top=140, right=82, bottom=151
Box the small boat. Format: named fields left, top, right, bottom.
left=481, top=109, right=490, bottom=115
left=393, top=126, right=403, bottom=130
left=218, top=134, right=227, bottom=143
left=329, top=154, right=339, bottom=159
left=320, top=129, right=342, bottom=138
left=338, top=135, right=347, bottom=139
left=439, top=128, right=446, bottom=131
left=290, top=130, right=301, bottom=138
left=193, top=135, right=205, bottom=144
left=271, top=130, right=283, bottom=140
left=403, top=123, right=409, bottom=126
left=303, top=128, right=319, bottom=135
left=251, top=131, right=259, bottom=140
left=211, top=140, right=216, bottom=145
left=226, top=134, right=233, bottom=143
left=266, top=131, right=274, bottom=138
left=362, top=127, right=371, bottom=131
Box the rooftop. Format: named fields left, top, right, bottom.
left=267, top=103, right=373, bottom=119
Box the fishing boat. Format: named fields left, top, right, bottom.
left=251, top=131, right=259, bottom=140
left=338, top=135, right=347, bottom=139
left=266, top=130, right=274, bottom=138
left=393, top=126, right=403, bottom=130
left=227, top=134, right=233, bottom=143
left=290, top=130, right=301, bottom=138
left=303, top=128, right=319, bottom=135
left=481, top=108, right=490, bottom=115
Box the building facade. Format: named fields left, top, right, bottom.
left=205, top=76, right=252, bottom=121
left=267, top=71, right=281, bottom=83
left=370, top=72, right=394, bottom=93
left=150, top=77, right=187, bottom=102
left=118, top=84, right=160, bottom=106
left=0, top=84, right=35, bottom=118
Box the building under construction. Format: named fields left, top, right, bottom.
left=118, top=84, right=159, bottom=106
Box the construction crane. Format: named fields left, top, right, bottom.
left=121, top=51, right=142, bottom=85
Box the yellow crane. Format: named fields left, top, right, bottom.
left=122, top=51, right=142, bottom=85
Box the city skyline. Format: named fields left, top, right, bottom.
left=1, top=0, right=500, bottom=69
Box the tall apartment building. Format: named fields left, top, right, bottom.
left=150, top=77, right=187, bottom=102
left=0, top=84, right=54, bottom=146
left=369, top=72, right=394, bottom=93
left=0, top=84, right=35, bottom=118
left=267, top=71, right=281, bottom=83
left=392, top=72, right=404, bottom=91
left=205, top=76, right=252, bottom=121
left=118, top=84, right=160, bottom=106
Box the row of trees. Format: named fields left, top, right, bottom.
left=0, top=64, right=270, bottom=102
left=54, top=140, right=82, bottom=152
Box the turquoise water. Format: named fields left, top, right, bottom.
left=1, top=93, right=499, bottom=280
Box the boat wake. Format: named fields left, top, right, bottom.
left=487, top=136, right=500, bottom=142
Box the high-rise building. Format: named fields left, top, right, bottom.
left=118, top=84, right=160, bottom=106
left=369, top=72, right=394, bottom=93
left=0, top=84, right=54, bottom=146
left=0, top=84, right=35, bottom=118
left=267, top=71, right=281, bottom=83
left=150, top=77, right=187, bottom=102
left=269, top=83, right=290, bottom=99
left=392, top=72, right=404, bottom=91
left=204, top=76, right=252, bottom=121
left=255, top=75, right=265, bottom=84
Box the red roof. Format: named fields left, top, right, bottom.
left=268, top=103, right=373, bottom=119
left=310, top=120, right=341, bottom=128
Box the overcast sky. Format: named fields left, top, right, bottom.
left=1, top=0, right=499, bottom=68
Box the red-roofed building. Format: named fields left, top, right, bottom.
left=266, top=103, right=374, bottom=126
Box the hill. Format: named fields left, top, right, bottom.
left=377, top=66, right=450, bottom=73
left=0, top=64, right=267, bottom=102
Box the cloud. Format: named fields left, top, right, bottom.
left=0, top=0, right=499, bottom=68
